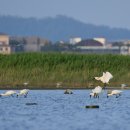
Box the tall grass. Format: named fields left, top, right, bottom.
left=0, top=52, right=130, bottom=89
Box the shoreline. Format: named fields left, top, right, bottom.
left=0, top=87, right=129, bottom=90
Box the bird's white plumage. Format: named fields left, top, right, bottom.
left=121, top=84, right=127, bottom=89
left=56, top=82, right=62, bottom=88
left=105, top=72, right=113, bottom=83
left=92, top=86, right=102, bottom=94
left=90, top=86, right=102, bottom=98
left=112, top=90, right=122, bottom=94
left=23, top=82, right=28, bottom=86
left=0, top=90, right=16, bottom=96
left=108, top=90, right=122, bottom=96
left=18, top=89, right=29, bottom=96
left=64, top=89, right=73, bottom=94
left=89, top=92, right=95, bottom=97
left=95, top=71, right=113, bottom=84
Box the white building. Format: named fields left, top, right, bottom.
left=0, top=33, right=12, bottom=54
left=69, top=37, right=82, bottom=45
left=93, top=38, right=106, bottom=46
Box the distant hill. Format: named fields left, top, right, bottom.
left=0, top=15, right=130, bottom=42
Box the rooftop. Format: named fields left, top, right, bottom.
left=76, top=39, right=103, bottom=46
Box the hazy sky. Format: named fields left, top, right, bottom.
left=0, top=0, right=130, bottom=29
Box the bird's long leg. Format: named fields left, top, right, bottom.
left=94, top=94, right=96, bottom=98
left=94, top=93, right=96, bottom=98
left=24, top=92, right=28, bottom=98
left=116, top=95, right=118, bottom=98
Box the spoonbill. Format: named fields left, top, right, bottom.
left=89, top=92, right=95, bottom=98
left=95, top=71, right=113, bottom=88
left=107, top=90, right=122, bottom=98
left=23, top=82, right=28, bottom=86
left=17, top=89, right=29, bottom=98
left=90, top=86, right=102, bottom=98
left=56, top=82, right=62, bottom=88
left=121, top=84, right=127, bottom=89
left=0, top=90, right=17, bottom=97
left=64, top=89, right=73, bottom=94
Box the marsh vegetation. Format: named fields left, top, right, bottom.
left=0, top=53, right=129, bottom=89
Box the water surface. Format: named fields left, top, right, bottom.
left=0, top=90, right=130, bottom=130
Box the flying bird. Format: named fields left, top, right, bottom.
left=95, top=71, right=113, bottom=88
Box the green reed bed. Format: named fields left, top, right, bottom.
left=0, top=53, right=130, bottom=89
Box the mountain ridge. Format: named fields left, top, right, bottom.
left=0, top=15, right=130, bottom=42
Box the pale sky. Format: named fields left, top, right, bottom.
left=0, top=0, right=130, bottom=29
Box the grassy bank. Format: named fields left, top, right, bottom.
left=0, top=53, right=130, bottom=89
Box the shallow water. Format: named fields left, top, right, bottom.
left=0, top=90, right=130, bottom=130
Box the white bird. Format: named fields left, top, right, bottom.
left=56, top=82, right=62, bottom=88
left=17, top=89, right=29, bottom=98
left=23, top=82, right=28, bottom=86
left=90, top=86, right=102, bottom=98
left=95, top=72, right=113, bottom=89
left=95, top=72, right=113, bottom=84
left=89, top=92, right=95, bottom=98
left=107, top=90, right=122, bottom=98
left=0, top=90, right=17, bottom=97
left=121, top=84, right=127, bottom=89
left=64, top=89, right=73, bottom=94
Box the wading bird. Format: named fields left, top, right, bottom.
left=107, top=90, right=122, bottom=98
left=23, top=82, right=28, bottom=86
left=121, top=84, right=127, bottom=89
left=95, top=72, right=113, bottom=89
left=64, top=89, right=73, bottom=94
left=17, top=89, right=29, bottom=98
left=56, top=82, right=62, bottom=88
left=0, top=90, right=17, bottom=97
left=90, top=86, right=102, bottom=98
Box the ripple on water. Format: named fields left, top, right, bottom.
left=0, top=90, right=130, bottom=130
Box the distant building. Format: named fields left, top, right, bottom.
left=69, top=37, right=82, bottom=45
left=112, top=40, right=130, bottom=55
left=76, top=39, right=103, bottom=47
left=75, top=39, right=120, bottom=54
left=122, top=40, right=130, bottom=55
left=93, top=37, right=106, bottom=46
left=24, top=37, right=48, bottom=52
left=10, top=36, right=50, bottom=52
left=0, top=33, right=12, bottom=54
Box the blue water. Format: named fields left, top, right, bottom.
left=0, top=90, right=130, bottom=130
